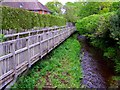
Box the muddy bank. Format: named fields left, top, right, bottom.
left=78, top=35, right=114, bottom=88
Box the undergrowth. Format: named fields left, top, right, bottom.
left=11, top=34, right=82, bottom=89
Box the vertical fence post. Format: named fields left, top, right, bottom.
left=59, top=28, right=63, bottom=43
left=60, top=27, right=62, bottom=42
left=0, top=44, right=3, bottom=57
left=47, top=28, right=49, bottom=52
left=0, top=29, right=2, bottom=34
left=27, top=32, right=31, bottom=68
left=67, top=27, right=69, bottom=38
left=39, top=34, right=41, bottom=58
left=40, top=32, right=43, bottom=58
left=68, top=27, right=70, bottom=37
left=58, top=27, right=61, bottom=44
left=52, top=28, right=54, bottom=48
left=37, top=30, right=40, bottom=57
left=17, top=34, right=20, bottom=39
left=64, top=27, right=66, bottom=40
left=41, top=31, right=45, bottom=57
left=62, top=28, right=64, bottom=41
left=53, top=28, right=55, bottom=48
left=11, top=41, right=16, bottom=78
left=37, top=30, right=39, bottom=42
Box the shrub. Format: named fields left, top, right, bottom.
left=1, top=6, right=66, bottom=32
left=76, top=12, right=115, bottom=38
left=110, top=2, right=120, bottom=11
left=76, top=14, right=99, bottom=35
left=109, top=9, right=120, bottom=47
left=115, top=59, right=120, bottom=74
left=90, top=38, right=106, bottom=49
left=103, top=47, right=116, bottom=59
left=76, top=10, right=120, bottom=73
left=109, top=9, right=120, bottom=73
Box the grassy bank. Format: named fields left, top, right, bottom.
left=11, top=34, right=82, bottom=89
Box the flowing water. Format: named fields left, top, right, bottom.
left=78, top=35, right=114, bottom=88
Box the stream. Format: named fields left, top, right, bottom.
left=78, top=35, right=114, bottom=88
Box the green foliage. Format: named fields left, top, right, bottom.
left=109, top=9, right=120, bottom=74
left=0, top=34, right=6, bottom=42
left=76, top=10, right=120, bottom=73
left=90, top=38, right=106, bottom=49
left=76, top=12, right=115, bottom=37
left=115, top=59, right=120, bottom=73
left=104, top=47, right=116, bottom=59
left=109, top=9, right=120, bottom=46
left=63, top=2, right=81, bottom=23
left=11, top=34, right=82, bottom=89
left=110, top=2, right=120, bottom=11
left=31, top=13, right=40, bottom=27
left=76, top=14, right=100, bottom=35
left=45, top=1, right=62, bottom=15
left=1, top=6, right=66, bottom=32
left=112, top=76, right=120, bottom=83
left=78, top=2, right=112, bottom=19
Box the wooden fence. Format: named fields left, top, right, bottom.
left=0, top=26, right=75, bottom=89
left=4, top=26, right=65, bottom=41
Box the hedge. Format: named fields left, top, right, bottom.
left=76, top=12, right=115, bottom=36
left=76, top=10, right=120, bottom=73
left=1, top=6, right=66, bottom=32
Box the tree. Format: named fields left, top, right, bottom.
left=63, top=2, right=82, bottom=23
left=45, top=1, right=63, bottom=15
left=110, top=2, right=120, bottom=11
left=78, top=2, right=112, bottom=19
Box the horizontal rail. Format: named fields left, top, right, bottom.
left=3, top=26, right=66, bottom=41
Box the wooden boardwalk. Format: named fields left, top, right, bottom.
left=0, top=26, right=75, bottom=89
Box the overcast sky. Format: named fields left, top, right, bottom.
left=38, top=0, right=77, bottom=5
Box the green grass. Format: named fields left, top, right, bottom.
left=11, top=34, right=82, bottom=89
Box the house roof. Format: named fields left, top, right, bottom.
left=2, top=0, right=51, bottom=12
left=37, top=2, right=50, bottom=12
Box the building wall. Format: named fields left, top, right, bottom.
left=38, top=10, right=50, bottom=14
left=39, top=10, right=43, bottom=14
left=27, top=9, right=50, bottom=14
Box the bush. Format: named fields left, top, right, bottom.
left=76, top=12, right=116, bottom=50
left=115, top=59, right=120, bottom=73
left=109, top=9, right=120, bottom=47
left=1, top=6, right=66, bottom=32
left=109, top=9, right=120, bottom=74
left=76, top=14, right=100, bottom=35
left=110, top=2, right=120, bottom=12
left=76, top=12, right=115, bottom=37
left=103, top=47, right=116, bottom=59
left=76, top=10, right=120, bottom=73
